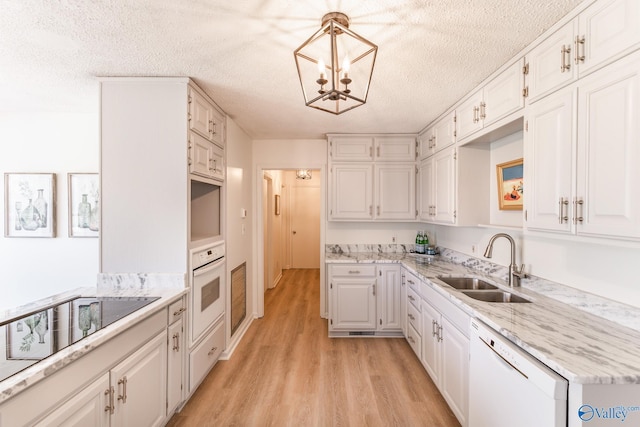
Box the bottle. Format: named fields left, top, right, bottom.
left=422, top=231, right=429, bottom=248
left=89, top=195, right=100, bottom=232
left=33, top=189, right=47, bottom=228
left=415, top=231, right=425, bottom=254
left=78, top=194, right=91, bottom=228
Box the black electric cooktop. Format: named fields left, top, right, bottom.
left=1, top=296, right=159, bottom=382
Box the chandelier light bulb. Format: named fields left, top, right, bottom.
left=317, top=58, right=326, bottom=79
left=342, top=56, right=351, bottom=79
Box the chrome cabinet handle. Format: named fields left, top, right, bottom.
left=172, top=332, right=180, bottom=351
left=432, top=320, right=437, bottom=337
left=408, top=335, right=415, bottom=344
left=407, top=279, right=415, bottom=285
left=117, top=376, right=127, bottom=403
left=408, top=313, right=415, bottom=321
left=369, top=205, right=373, bottom=216
left=559, top=197, right=569, bottom=224
left=208, top=346, right=218, bottom=356
left=472, top=106, right=479, bottom=123
left=348, top=270, right=361, bottom=274
left=104, top=386, right=115, bottom=414
left=574, top=36, right=585, bottom=64
left=408, top=295, right=416, bottom=302
left=437, top=324, right=443, bottom=342
left=480, top=102, right=486, bottom=120
left=377, top=206, right=380, bottom=216
left=372, top=284, right=376, bottom=296
left=561, top=45, right=572, bottom=72
left=573, top=198, right=584, bottom=224
left=173, top=307, right=186, bottom=317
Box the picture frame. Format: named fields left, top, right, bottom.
left=68, top=173, right=99, bottom=237
left=496, top=158, right=524, bottom=210
left=4, top=173, right=56, bottom=237
left=6, top=309, right=55, bottom=360
left=275, top=194, right=281, bottom=215
left=70, top=298, right=102, bottom=342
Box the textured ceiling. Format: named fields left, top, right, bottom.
left=0, top=0, right=584, bottom=139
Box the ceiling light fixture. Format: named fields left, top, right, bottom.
left=296, top=169, right=312, bottom=180
left=294, top=12, right=378, bottom=115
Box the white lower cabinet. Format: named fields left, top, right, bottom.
left=328, top=264, right=402, bottom=335
left=167, top=299, right=185, bottom=415
left=110, top=331, right=168, bottom=427
left=403, top=272, right=470, bottom=426
left=189, top=317, right=225, bottom=393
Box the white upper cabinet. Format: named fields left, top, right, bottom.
left=329, top=136, right=374, bottom=161
left=419, top=112, right=456, bottom=159
left=188, top=131, right=224, bottom=181
left=527, top=0, right=640, bottom=103
left=526, top=50, right=640, bottom=240
left=576, top=51, right=640, bottom=240
left=375, top=136, right=416, bottom=162
left=457, top=59, right=525, bottom=141
left=330, top=163, right=374, bottom=220
left=188, top=86, right=225, bottom=148
left=419, top=147, right=456, bottom=224
left=525, top=86, right=576, bottom=233
left=375, top=163, right=416, bottom=220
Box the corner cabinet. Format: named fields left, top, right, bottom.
left=328, top=135, right=417, bottom=221
left=526, top=50, right=640, bottom=240
left=328, top=264, right=402, bottom=336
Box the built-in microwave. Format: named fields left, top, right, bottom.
left=190, top=177, right=222, bottom=244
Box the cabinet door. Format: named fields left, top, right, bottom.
left=210, top=106, right=225, bottom=148
left=400, top=270, right=407, bottom=335
left=329, top=136, right=374, bottom=161
left=440, top=317, right=469, bottom=426
left=483, top=60, right=524, bottom=126
left=377, top=265, right=401, bottom=331
left=188, top=87, right=214, bottom=140
left=456, top=90, right=483, bottom=141
left=576, top=52, right=640, bottom=239
left=189, top=132, right=213, bottom=178
left=418, top=128, right=434, bottom=160
left=527, top=20, right=577, bottom=102
left=375, top=136, right=416, bottom=161
left=432, top=112, right=456, bottom=153
left=433, top=148, right=456, bottom=224
left=525, top=86, right=576, bottom=233
left=375, top=163, right=416, bottom=220
left=35, top=373, right=110, bottom=427
left=210, top=143, right=225, bottom=181
left=420, top=301, right=441, bottom=385
left=330, top=164, right=373, bottom=220
left=578, top=0, right=640, bottom=77
left=418, top=158, right=434, bottom=221
left=167, top=319, right=184, bottom=415
left=330, top=279, right=377, bottom=330
left=111, top=331, right=167, bottom=427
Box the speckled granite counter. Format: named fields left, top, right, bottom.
left=0, top=273, right=187, bottom=403
left=326, top=246, right=640, bottom=385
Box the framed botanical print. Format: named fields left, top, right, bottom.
left=68, top=173, right=99, bottom=237
left=4, top=173, right=56, bottom=237
left=496, top=158, right=523, bottom=210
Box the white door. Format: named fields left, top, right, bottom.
left=576, top=51, right=640, bottom=239
left=377, top=265, right=401, bottom=331
left=291, top=184, right=320, bottom=268
left=525, top=86, right=576, bottom=233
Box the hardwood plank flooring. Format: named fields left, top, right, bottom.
left=167, top=269, right=460, bottom=427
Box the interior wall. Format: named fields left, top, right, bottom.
left=225, top=118, right=254, bottom=324
left=0, top=112, right=99, bottom=310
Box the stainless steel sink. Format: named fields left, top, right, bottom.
left=438, top=276, right=498, bottom=290
left=462, top=290, right=531, bottom=303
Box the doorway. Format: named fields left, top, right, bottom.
left=258, top=169, right=323, bottom=317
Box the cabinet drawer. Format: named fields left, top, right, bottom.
left=189, top=319, right=225, bottom=392
left=407, top=302, right=421, bottom=336
left=407, top=286, right=421, bottom=310
left=406, top=323, right=421, bottom=359
left=421, top=280, right=470, bottom=338
left=168, top=297, right=186, bottom=324
left=404, top=270, right=421, bottom=290
left=330, top=264, right=376, bottom=277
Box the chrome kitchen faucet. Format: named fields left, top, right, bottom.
left=483, top=233, right=527, bottom=287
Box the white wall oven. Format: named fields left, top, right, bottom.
left=190, top=241, right=225, bottom=345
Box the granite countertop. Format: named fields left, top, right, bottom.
left=0, top=277, right=187, bottom=404
left=326, top=249, right=640, bottom=385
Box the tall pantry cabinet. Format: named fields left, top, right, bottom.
left=99, top=77, right=226, bottom=411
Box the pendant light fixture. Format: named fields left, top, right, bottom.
left=296, top=169, right=312, bottom=180
left=294, top=12, right=378, bottom=115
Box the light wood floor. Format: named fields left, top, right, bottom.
left=167, top=269, right=460, bottom=427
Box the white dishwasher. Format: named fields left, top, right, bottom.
left=469, top=319, right=568, bottom=427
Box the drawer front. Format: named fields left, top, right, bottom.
left=406, top=323, right=421, bottom=359
left=407, top=286, right=420, bottom=310
left=189, top=319, right=225, bottom=392
left=168, top=297, right=186, bottom=324
left=407, top=301, right=421, bottom=336
left=404, top=270, right=421, bottom=290
left=330, top=264, right=376, bottom=277
left=421, top=280, right=470, bottom=338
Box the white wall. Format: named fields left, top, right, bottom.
left=225, top=118, right=254, bottom=327
left=0, top=113, right=99, bottom=310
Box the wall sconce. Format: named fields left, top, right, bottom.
left=296, top=169, right=312, bottom=180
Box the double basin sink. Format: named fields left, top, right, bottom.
left=437, top=277, right=531, bottom=304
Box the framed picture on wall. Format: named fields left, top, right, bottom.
left=496, top=158, right=523, bottom=210
left=4, top=173, right=56, bottom=237
left=68, top=173, right=99, bottom=237
left=6, top=309, right=55, bottom=360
